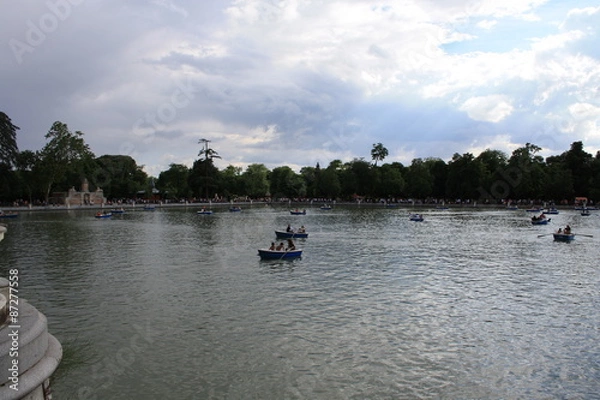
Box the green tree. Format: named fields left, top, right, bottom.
left=157, top=163, right=190, bottom=199
left=269, top=166, right=305, bottom=198
left=190, top=139, right=221, bottom=199
left=220, top=165, right=243, bottom=198
left=446, top=153, right=484, bottom=199
left=371, top=142, right=388, bottom=166
left=475, top=149, right=508, bottom=201
left=94, top=155, right=147, bottom=199
left=300, top=165, right=318, bottom=198
left=38, top=121, right=95, bottom=203
left=242, top=163, right=270, bottom=198
left=423, top=158, right=446, bottom=199
left=189, top=159, right=220, bottom=199
left=562, top=141, right=592, bottom=197
left=375, top=163, right=405, bottom=198
left=15, top=150, right=41, bottom=203
left=405, top=158, right=433, bottom=199
left=319, top=165, right=342, bottom=199
left=0, top=111, right=19, bottom=168
left=508, top=143, right=546, bottom=200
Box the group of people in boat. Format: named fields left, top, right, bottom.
left=557, top=225, right=572, bottom=234
left=531, top=213, right=547, bottom=221
left=286, top=224, right=306, bottom=233
left=269, top=239, right=296, bottom=251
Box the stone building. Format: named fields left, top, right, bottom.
left=65, top=178, right=106, bottom=206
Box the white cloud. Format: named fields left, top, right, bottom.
left=460, top=95, right=514, bottom=123
left=476, top=19, right=498, bottom=29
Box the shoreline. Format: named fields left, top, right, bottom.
left=0, top=201, right=573, bottom=214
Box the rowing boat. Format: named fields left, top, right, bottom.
left=275, top=230, right=308, bottom=239
left=257, top=248, right=303, bottom=259
left=553, top=233, right=575, bottom=241
left=290, top=209, right=306, bottom=215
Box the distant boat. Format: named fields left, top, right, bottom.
left=320, top=204, right=332, bottom=210
left=409, top=214, right=424, bottom=222
left=581, top=209, right=591, bottom=216
left=197, top=209, right=213, bottom=215
left=143, top=205, right=156, bottom=211
left=275, top=230, right=308, bottom=239
left=525, top=208, right=542, bottom=212
left=290, top=209, right=306, bottom=215
left=95, top=211, right=112, bottom=219
left=111, top=208, right=125, bottom=214
left=229, top=206, right=242, bottom=212
left=531, top=214, right=550, bottom=225
left=0, top=211, right=18, bottom=219
left=544, top=208, right=559, bottom=214
left=258, top=248, right=303, bottom=260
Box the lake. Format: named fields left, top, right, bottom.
left=1, top=205, right=599, bottom=399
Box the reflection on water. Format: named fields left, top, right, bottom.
left=1, top=206, right=599, bottom=399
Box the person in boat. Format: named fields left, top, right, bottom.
left=286, top=239, right=296, bottom=251
left=275, top=242, right=285, bottom=251
left=269, top=242, right=275, bottom=250
left=564, top=225, right=571, bottom=234
left=298, top=225, right=306, bottom=233
left=286, top=224, right=293, bottom=233
left=557, top=228, right=563, bottom=234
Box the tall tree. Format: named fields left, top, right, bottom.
left=0, top=111, right=20, bottom=168
left=197, top=138, right=221, bottom=199
left=15, top=150, right=41, bottom=203
left=508, top=143, right=546, bottom=200
left=405, top=158, right=433, bottom=199
left=156, top=163, right=190, bottom=200
left=562, top=141, right=592, bottom=197
left=242, top=164, right=270, bottom=198
left=371, top=143, right=388, bottom=166
left=269, top=166, right=305, bottom=198
left=94, top=155, right=147, bottom=199
left=38, top=121, right=94, bottom=202
left=220, top=165, right=243, bottom=198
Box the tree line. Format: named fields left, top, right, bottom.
left=1, top=111, right=599, bottom=206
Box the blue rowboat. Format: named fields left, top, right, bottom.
left=526, top=208, right=542, bottom=212
left=229, top=207, right=242, bottom=212
left=197, top=210, right=213, bottom=215
left=143, top=205, right=156, bottom=211
left=290, top=210, right=306, bottom=215
left=111, top=208, right=125, bottom=214
left=320, top=205, right=332, bottom=210
left=409, top=214, right=424, bottom=221
left=544, top=208, right=559, bottom=214
left=258, top=248, right=303, bottom=259
left=0, top=212, right=18, bottom=219
left=531, top=219, right=549, bottom=225
left=95, top=212, right=112, bottom=219
left=275, top=230, right=308, bottom=239
left=553, top=233, right=575, bottom=241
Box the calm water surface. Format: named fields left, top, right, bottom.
left=1, top=205, right=600, bottom=399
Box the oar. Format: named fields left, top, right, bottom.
left=575, top=233, right=594, bottom=238
left=537, top=233, right=554, bottom=238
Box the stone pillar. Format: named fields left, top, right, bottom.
left=0, top=229, right=62, bottom=400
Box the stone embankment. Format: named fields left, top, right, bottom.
left=0, top=226, right=62, bottom=400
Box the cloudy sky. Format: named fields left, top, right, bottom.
left=2, top=0, right=599, bottom=176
